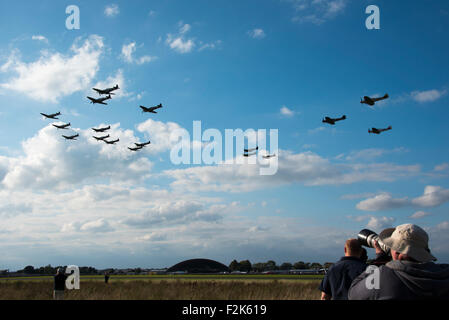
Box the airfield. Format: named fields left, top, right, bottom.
left=0, top=274, right=323, bottom=300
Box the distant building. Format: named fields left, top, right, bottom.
left=167, top=258, right=229, bottom=274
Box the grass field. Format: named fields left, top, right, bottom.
left=0, top=275, right=322, bottom=300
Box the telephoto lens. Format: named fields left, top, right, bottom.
left=358, top=229, right=390, bottom=254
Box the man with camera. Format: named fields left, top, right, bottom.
left=319, top=239, right=367, bottom=300
left=349, top=223, right=449, bottom=300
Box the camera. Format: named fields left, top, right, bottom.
left=358, top=229, right=390, bottom=254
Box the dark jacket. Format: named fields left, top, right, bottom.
left=348, top=260, right=449, bottom=300
left=319, top=256, right=367, bottom=300
left=54, top=273, right=68, bottom=291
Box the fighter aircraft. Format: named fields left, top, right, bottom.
left=41, top=112, right=61, bottom=119
left=92, top=85, right=119, bottom=96
left=322, top=115, right=346, bottom=125
left=263, top=154, right=276, bottom=159
left=62, top=134, right=79, bottom=140
left=93, top=135, right=110, bottom=141
left=128, top=146, right=143, bottom=152
left=368, top=126, right=392, bottom=134
left=104, top=138, right=120, bottom=145
left=92, top=126, right=111, bottom=133
left=87, top=95, right=112, bottom=105
left=135, top=140, right=151, bottom=148
left=361, top=94, right=389, bottom=106
left=244, top=147, right=259, bottom=153
left=243, top=152, right=257, bottom=157
left=140, top=104, right=163, bottom=113
left=53, top=123, right=71, bottom=130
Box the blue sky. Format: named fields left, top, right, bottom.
left=0, top=0, right=448, bottom=270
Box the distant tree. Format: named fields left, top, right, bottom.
left=251, top=262, right=265, bottom=273
left=280, top=262, right=293, bottom=270
left=265, top=260, right=277, bottom=271
left=323, top=262, right=334, bottom=269
left=238, top=260, right=252, bottom=272
left=229, top=260, right=240, bottom=272
left=293, top=261, right=307, bottom=270
left=310, top=262, right=322, bottom=270
left=23, top=266, right=35, bottom=274
left=43, top=264, right=54, bottom=275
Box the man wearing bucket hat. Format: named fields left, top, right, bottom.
left=349, top=223, right=449, bottom=300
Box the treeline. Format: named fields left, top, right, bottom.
left=17, top=265, right=99, bottom=275
left=229, top=260, right=334, bottom=272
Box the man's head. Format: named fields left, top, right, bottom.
left=379, top=224, right=436, bottom=262
left=345, top=238, right=363, bottom=258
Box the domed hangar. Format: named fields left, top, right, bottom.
left=167, top=258, right=229, bottom=274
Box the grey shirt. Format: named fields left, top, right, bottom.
left=348, top=260, right=449, bottom=300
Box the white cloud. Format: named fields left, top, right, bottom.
left=198, top=40, right=222, bottom=52
left=308, top=126, right=326, bottom=134
left=355, top=186, right=449, bottom=212
left=356, top=193, right=409, bottom=211
left=165, top=22, right=220, bottom=54
left=164, top=150, right=421, bottom=193
left=1, top=35, right=104, bottom=103
left=410, top=211, right=431, bottom=219
left=166, top=35, right=195, bottom=54
left=0, top=123, right=153, bottom=191
left=248, top=28, right=266, bottom=39
left=104, top=4, right=119, bottom=17
left=366, top=216, right=395, bottom=231
left=80, top=219, right=114, bottom=233
left=412, top=186, right=449, bottom=208
left=411, top=89, right=447, bottom=103
left=280, top=106, right=296, bottom=117
left=437, top=221, right=449, bottom=230
left=32, top=35, right=48, bottom=43
left=136, top=119, right=186, bottom=155
left=123, top=200, right=223, bottom=227
left=139, top=232, right=167, bottom=242
left=179, top=23, right=191, bottom=34
left=121, top=42, right=156, bottom=65
left=165, top=23, right=196, bottom=54
left=289, top=0, right=348, bottom=25
left=344, top=147, right=408, bottom=161
left=434, top=163, right=449, bottom=172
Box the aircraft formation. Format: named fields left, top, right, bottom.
left=41, top=85, right=164, bottom=152
left=41, top=112, right=79, bottom=140
left=322, top=93, right=392, bottom=135
left=42, top=87, right=392, bottom=158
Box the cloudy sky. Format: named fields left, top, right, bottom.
left=0, top=0, right=448, bottom=270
